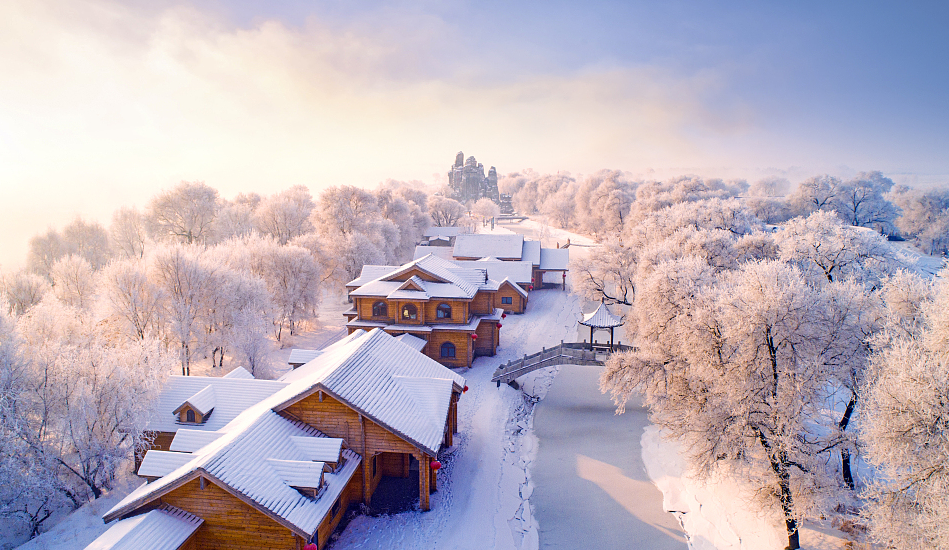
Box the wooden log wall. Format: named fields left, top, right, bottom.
left=160, top=478, right=300, bottom=550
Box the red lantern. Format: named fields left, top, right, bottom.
left=463, top=385, right=469, bottom=392
left=470, top=333, right=478, bottom=340
left=304, top=544, right=318, bottom=550
left=529, top=285, right=534, bottom=291
left=501, top=313, right=507, bottom=319
left=430, top=460, right=442, bottom=470
left=496, top=323, right=502, bottom=329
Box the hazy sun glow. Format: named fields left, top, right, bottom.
left=1, top=0, right=948, bottom=269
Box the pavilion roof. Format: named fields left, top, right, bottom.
left=579, top=302, right=623, bottom=328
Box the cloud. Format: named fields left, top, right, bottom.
left=0, top=0, right=746, bottom=270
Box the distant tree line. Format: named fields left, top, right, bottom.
left=501, top=169, right=949, bottom=256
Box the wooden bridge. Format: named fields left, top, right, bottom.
left=491, top=341, right=633, bottom=386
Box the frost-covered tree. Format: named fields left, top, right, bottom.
left=146, top=181, right=220, bottom=245
left=26, top=229, right=67, bottom=279
left=787, top=175, right=842, bottom=216
left=603, top=260, right=872, bottom=549
left=99, top=259, right=164, bottom=341
left=49, top=255, right=96, bottom=310
left=890, top=185, right=949, bottom=255
left=109, top=207, right=148, bottom=260
left=378, top=188, right=428, bottom=261
left=835, top=172, right=898, bottom=232
left=774, top=210, right=900, bottom=286
left=1, top=270, right=50, bottom=316
left=200, top=266, right=272, bottom=369
left=471, top=197, right=500, bottom=224
left=863, top=271, right=949, bottom=549
left=150, top=245, right=216, bottom=374
left=574, top=170, right=637, bottom=236
left=254, top=186, right=315, bottom=245
left=62, top=218, right=112, bottom=270
left=215, top=192, right=260, bottom=242
left=313, top=186, right=379, bottom=235
left=542, top=185, right=577, bottom=229
left=428, top=195, right=466, bottom=227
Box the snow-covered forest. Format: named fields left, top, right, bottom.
left=2, top=170, right=949, bottom=549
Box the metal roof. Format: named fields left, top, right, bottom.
left=149, top=377, right=287, bottom=434
left=452, top=234, right=525, bottom=259
left=138, top=450, right=195, bottom=478
left=169, top=429, right=223, bottom=453
left=86, top=505, right=202, bottom=550
left=521, top=240, right=541, bottom=266
left=539, top=248, right=569, bottom=271
left=288, top=349, right=323, bottom=366
left=579, top=303, right=624, bottom=328
left=222, top=366, right=255, bottom=380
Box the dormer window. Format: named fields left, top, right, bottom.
left=173, top=385, right=216, bottom=425
left=372, top=301, right=387, bottom=317
left=436, top=303, right=452, bottom=319
left=401, top=304, right=418, bottom=320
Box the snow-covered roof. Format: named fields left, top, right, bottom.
left=149, top=376, right=287, bottom=433
left=108, top=329, right=458, bottom=538
left=428, top=235, right=451, bottom=243
left=267, top=459, right=326, bottom=489
left=86, top=505, right=202, bottom=550
left=106, top=409, right=361, bottom=538
left=521, top=240, right=542, bottom=266
left=169, top=429, right=223, bottom=453
left=138, top=450, right=194, bottom=478
left=290, top=436, right=343, bottom=463
left=351, top=255, right=492, bottom=300
left=346, top=264, right=400, bottom=288
left=276, top=328, right=465, bottom=456
left=168, top=428, right=221, bottom=453
left=173, top=385, right=216, bottom=417
left=539, top=248, right=569, bottom=271
left=579, top=303, right=624, bottom=328
left=454, top=260, right=533, bottom=285
left=394, top=333, right=428, bottom=352
left=222, top=366, right=254, bottom=380
left=423, top=226, right=464, bottom=238
left=453, top=234, right=525, bottom=260
left=413, top=246, right=455, bottom=261
left=288, top=349, right=323, bottom=366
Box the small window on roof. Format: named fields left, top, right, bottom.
left=441, top=342, right=456, bottom=358
left=186, top=409, right=196, bottom=423
left=402, top=304, right=418, bottom=320
left=436, top=303, right=452, bottom=319
left=501, top=296, right=513, bottom=305
left=372, top=301, right=387, bottom=317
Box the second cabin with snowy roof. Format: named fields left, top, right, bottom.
left=344, top=254, right=522, bottom=368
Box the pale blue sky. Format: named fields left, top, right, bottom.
left=0, top=0, right=947, bottom=269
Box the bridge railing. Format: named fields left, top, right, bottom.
left=490, top=341, right=634, bottom=385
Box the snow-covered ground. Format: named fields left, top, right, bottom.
left=332, top=288, right=584, bottom=550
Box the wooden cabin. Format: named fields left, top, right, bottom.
left=103, top=330, right=465, bottom=550
left=345, top=255, right=505, bottom=368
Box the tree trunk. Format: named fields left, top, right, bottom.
left=756, top=429, right=800, bottom=550
left=838, top=391, right=857, bottom=490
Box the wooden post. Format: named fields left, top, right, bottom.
left=419, top=452, right=431, bottom=511
left=360, top=414, right=369, bottom=504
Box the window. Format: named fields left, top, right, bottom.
left=372, top=301, right=387, bottom=317
left=401, top=304, right=418, bottom=320
left=186, top=409, right=196, bottom=423
left=332, top=498, right=341, bottom=518
left=441, top=342, right=456, bottom=358
left=372, top=455, right=378, bottom=478
left=436, top=303, right=452, bottom=319
left=501, top=296, right=513, bottom=305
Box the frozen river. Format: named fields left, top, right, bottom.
left=532, top=365, right=688, bottom=550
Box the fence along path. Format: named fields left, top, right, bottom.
left=491, top=341, right=633, bottom=386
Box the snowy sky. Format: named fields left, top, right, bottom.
left=2, top=0, right=948, bottom=269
